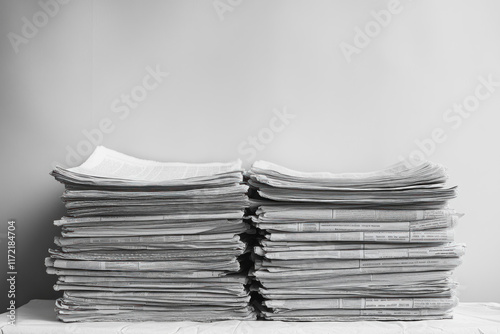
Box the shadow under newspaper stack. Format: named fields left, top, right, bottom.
left=46, top=146, right=256, bottom=322
left=247, top=160, right=464, bottom=321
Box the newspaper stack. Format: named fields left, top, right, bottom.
left=46, top=146, right=255, bottom=322
left=248, top=160, right=464, bottom=321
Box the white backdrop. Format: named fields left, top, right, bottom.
left=1, top=0, right=499, bottom=308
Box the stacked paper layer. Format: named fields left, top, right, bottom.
left=46, top=146, right=255, bottom=322
left=248, top=161, right=464, bottom=321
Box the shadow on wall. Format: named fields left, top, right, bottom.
left=0, top=185, right=66, bottom=311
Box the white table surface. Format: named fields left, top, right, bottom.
left=1, top=300, right=500, bottom=334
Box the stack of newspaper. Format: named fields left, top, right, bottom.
left=248, top=161, right=464, bottom=321
left=46, top=146, right=255, bottom=322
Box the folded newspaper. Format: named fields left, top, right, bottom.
left=248, top=160, right=464, bottom=321
left=47, top=146, right=256, bottom=322
left=46, top=148, right=465, bottom=322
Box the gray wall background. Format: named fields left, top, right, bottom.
left=1, top=0, right=500, bottom=310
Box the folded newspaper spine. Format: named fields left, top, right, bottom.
left=46, top=146, right=256, bottom=322
left=247, top=160, right=464, bottom=321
